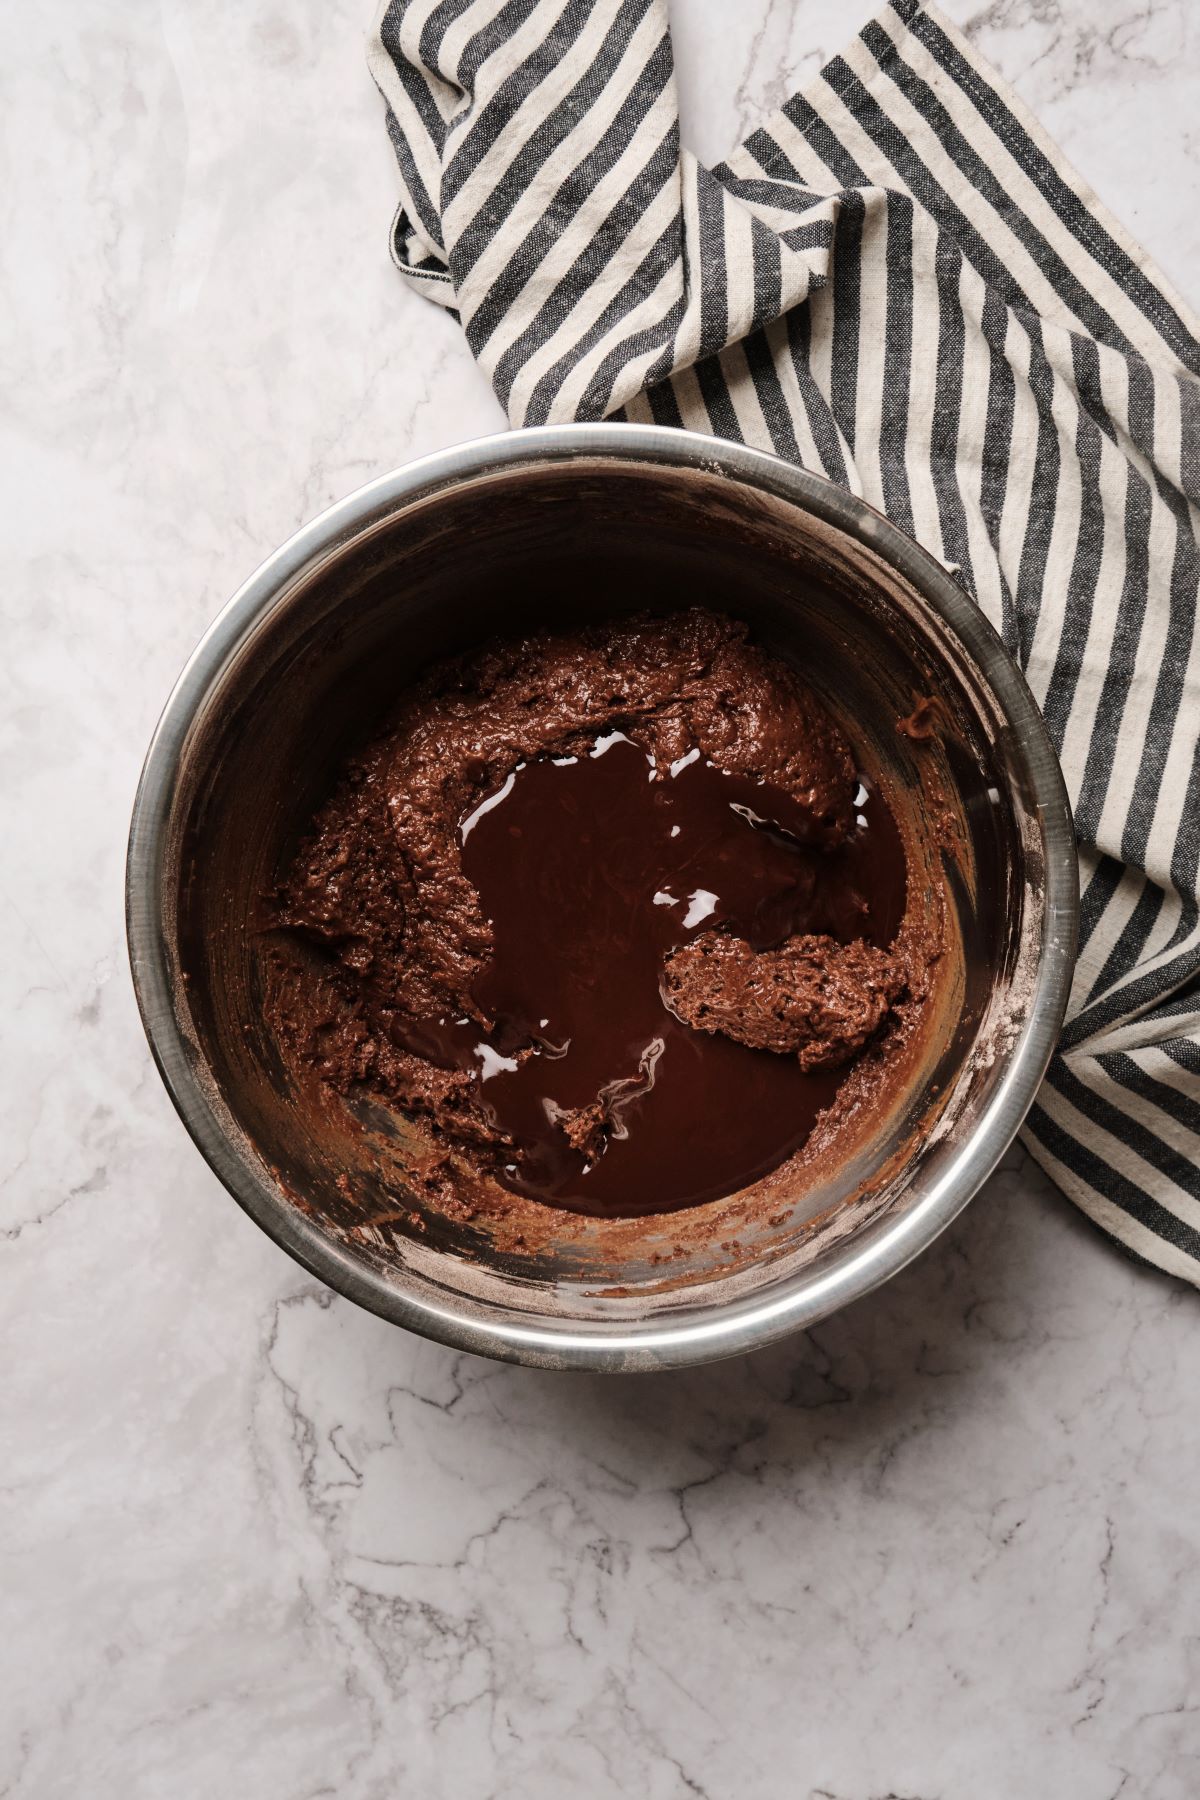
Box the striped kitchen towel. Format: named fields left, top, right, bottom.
left=367, top=0, right=1200, bottom=1284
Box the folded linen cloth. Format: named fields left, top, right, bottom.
left=367, top=0, right=1200, bottom=1284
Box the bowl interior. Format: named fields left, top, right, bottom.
left=153, top=451, right=1052, bottom=1353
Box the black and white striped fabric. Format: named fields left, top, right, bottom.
left=367, top=0, right=1200, bottom=1284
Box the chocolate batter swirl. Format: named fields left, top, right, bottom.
left=267, top=610, right=934, bottom=1218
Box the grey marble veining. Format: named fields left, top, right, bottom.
left=2, top=2, right=1197, bottom=1795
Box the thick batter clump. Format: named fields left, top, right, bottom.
left=662, top=933, right=911, bottom=1070
left=267, top=609, right=937, bottom=1220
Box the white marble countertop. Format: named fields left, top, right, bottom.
left=4, top=2, right=1198, bottom=1795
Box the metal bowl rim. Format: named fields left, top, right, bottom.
left=126, top=423, right=1078, bottom=1371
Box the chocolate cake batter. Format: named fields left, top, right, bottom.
left=267, top=610, right=936, bottom=1220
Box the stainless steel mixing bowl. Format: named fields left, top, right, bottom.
left=126, top=424, right=1076, bottom=1370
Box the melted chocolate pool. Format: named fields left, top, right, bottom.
left=412, top=737, right=908, bottom=1217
